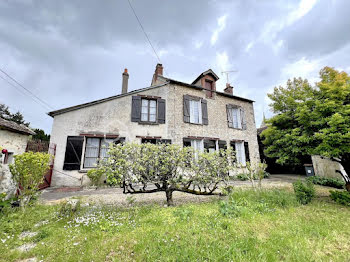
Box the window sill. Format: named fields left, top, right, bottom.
left=229, top=127, right=245, bottom=130
left=138, top=121, right=159, bottom=125
left=186, top=122, right=204, bottom=126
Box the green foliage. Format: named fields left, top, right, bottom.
left=9, top=152, right=51, bottom=207
left=306, top=176, right=345, bottom=189
left=219, top=189, right=297, bottom=217
left=173, top=207, right=194, bottom=221
left=32, top=128, right=50, bottom=141
left=330, top=190, right=350, bottom=206
left=57, top=200, right=81, bottom=218
left=1, top=196, right=350, bottom=261
left=94, top=143, right=235, bottom=205
left=87, top=168, right=105, bottom=186
left=0, top=103, right=30, bottom=126
left=293, top=180, right=315, bottom=205
left=261, top=67, right=350, bottom=167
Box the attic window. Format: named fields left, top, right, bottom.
left=205, top=80, right=214, bottom=98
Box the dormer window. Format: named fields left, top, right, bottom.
left=205, top=80, right=214, bottom=98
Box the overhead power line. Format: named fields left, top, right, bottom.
left=0, top=68, right=53, bottom=111
left=126, top=0, right=162, bottom=64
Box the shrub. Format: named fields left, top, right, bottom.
left=293, top=180, right=315, bottom=205
left=219, top=189, right=297, bottom=217
left=87, top=168, right=105, bottom=186
left=307, top=176, right=345, bottom=189
left=329, top=190, right=350, bottom=206
left=9, top=152, right=51, bottom=207
left=236, top=173, right=249, bottom=181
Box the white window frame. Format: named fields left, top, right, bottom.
left=230, top=107, right=242, bottom=129
left=141, top=99, right=157, bottom=122
left=234, top=141, right=246, bottom=166
left=189, top=99, right=202, bottom=124
left=83, top=137, right=114, bottom=168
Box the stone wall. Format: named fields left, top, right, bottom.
left=0, top=130, right=30, bottom=199
left=311, top=155, right=343, bottom=180
left=50, top=83, right=260, bottom=187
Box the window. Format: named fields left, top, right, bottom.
left=141, top=138, right=172, bottom=144
left=83, top=137, right=126, bottom=168
left=231, top=108, right=241, bottom=129
left=227, top=105, right=246, bottom=129
left=183, top=138, right=220, bottom=153
left=141, top=99, right=157, bottom=122
left=63, top=136, right=84, bottom=170
left=232, top=141, right=246, bottom=166
left=205, top=80, right=214, bottom=98
left=204, top=139, right=217, bottom=153
left=189, top=100, right=202, bottom=124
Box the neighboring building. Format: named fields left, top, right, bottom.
left=0, top=117, right=35, bottom=198
left=48, top=64, right=260, bottom=187
left=0, top=117, right=35, bottom=164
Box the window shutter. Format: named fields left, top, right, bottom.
left=244, top=141, right=250, bottom=163
left=226, top=104, right=233, bottom=128
left=201, top=99, right=208, bottom=125
left=63, top=136, right=84, bottom=170
left=157, top=98, right=166, bottom=124
left=131, top=96, right=141, bottom=122
left=240, top=107, right=247, bottom=130
left=183, top=95, right=190, bottom=123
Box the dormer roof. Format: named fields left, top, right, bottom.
left=191, top=69, right=219, bottom=85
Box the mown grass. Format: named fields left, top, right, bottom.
left=1, top=188, right=350, bottom=262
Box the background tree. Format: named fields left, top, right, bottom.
left=33, top=128, right=50, bottom=141
left=94, top=143, right=235, bottom=206
left=0, top=103, right=30, bottom=126
left=262, top=67, right=350, bottom=190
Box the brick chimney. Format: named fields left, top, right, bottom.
left=151, top=63, right=163, bottom=85
left=122, top=68, right=129, bottom=94
left=224, top=83, right=233, bottom=94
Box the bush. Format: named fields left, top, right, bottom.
left=219, top=189, right=297, bottom=217
left=293, top=180, right=315, bottom=205
left=9, top=152, right=51, bottom=207
left=306, top=176, right=345, bottom=189
left=329, top=190, right=350, bottom=206
left=87, top=168, right=104, bottom=186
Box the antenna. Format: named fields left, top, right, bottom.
left=221, top=70, right=238, bottom=84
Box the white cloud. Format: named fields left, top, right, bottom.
left=281, top=57, right=321, bottom=83
left=288, top=0, right=319, bottom=24
left=244, top=41, right=254, bottom=53
left=211, top=14, right=227, bottom=45
left=194, top=41, right=203, bottom=49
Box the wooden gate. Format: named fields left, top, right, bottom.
left=39, top=143, right=56, bottom=190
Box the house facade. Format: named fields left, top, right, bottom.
left=0, top=117, right=35, bottom=198
left=49, top=64, right=260, bottom=187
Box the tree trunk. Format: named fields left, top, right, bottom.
left=165, top=189, right=174, bottom=206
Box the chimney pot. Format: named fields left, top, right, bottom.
left=224, top=83, right=233, bottom=95
left=122, top=68, right=129, bottom=94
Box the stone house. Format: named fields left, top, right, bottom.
left=48, top=64, right=260, bottom=187
left=0, top=117, right=35, bottom=198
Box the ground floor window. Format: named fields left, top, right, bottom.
left=141, top=138, right=172, bottom=144
left=231, top=141, right=247, bottom=166
left=183, top=138, right=226, bottom=153
left=84, top=137, right=125, bottom=168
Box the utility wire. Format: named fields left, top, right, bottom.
left=0, top=68, right=53, bottom=110
left=126, top=0, right=162, bottom=64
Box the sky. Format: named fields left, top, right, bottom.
left=1, top=0, right=350, bottom=133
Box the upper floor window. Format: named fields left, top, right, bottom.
left=131, top=96, right=165, bottom=124
left=226, top=104, right=247, bottom=130
left=183, top=95, right=208, bottom=125
left=190, top=100, right=202, bottom=124
left=141, top=99, right=157, bottom=122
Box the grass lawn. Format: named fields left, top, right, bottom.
left=1, top=187, right=350, bottom=262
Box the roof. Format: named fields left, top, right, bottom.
left=48, top=83, right=168, bottom=117
left=163, top=77, right=254, bottom=103
left=191, top=69, right=219, bottom=85
left=48, top=75, right=254, bottom=117
left=0, top=118, right=35, bottom=135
